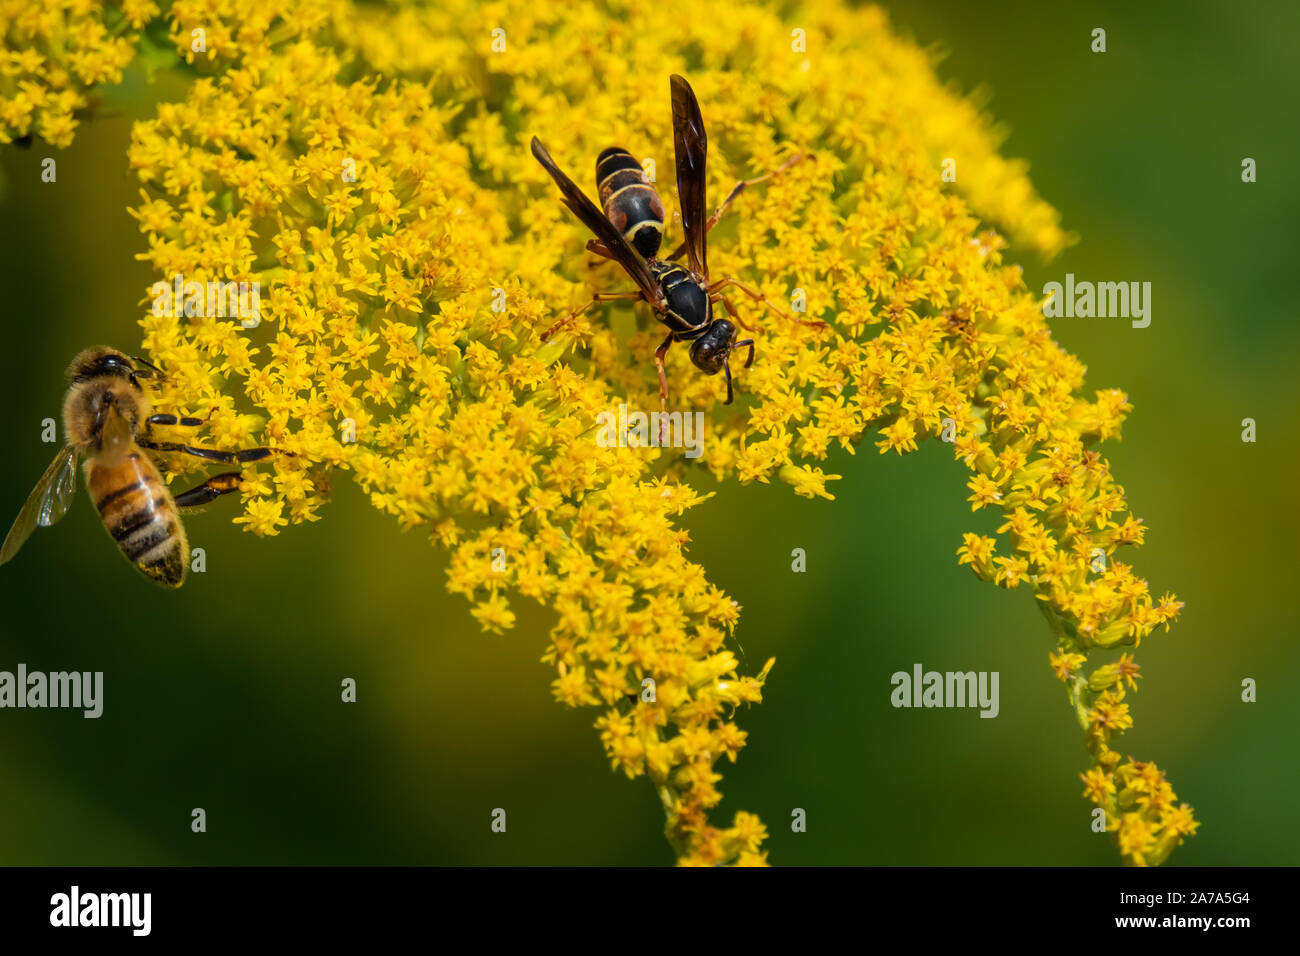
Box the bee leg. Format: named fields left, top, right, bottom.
left=147, top=413, right=207, bottom=428
left=541, top=290, right=643, bottom=343
left=711, top=292, right=759, bottom=333
left=707, top=277, right=827, bottom=331
left=173, top=472, right=242, bottom=509
left=654, top=334, right=673, bottom=447
left=136, top=440, right=282, bottom=464
left=667, top=153, right=812, bottom=261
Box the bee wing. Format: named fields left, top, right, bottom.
left=99, top=403, right=135, bottom=461
left=669, top=74, right=709, bottom=280
left=530, top=136, right=663, bottom=307
left=0, top=444, right=79, bottom=566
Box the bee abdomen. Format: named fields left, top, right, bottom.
left=95, top=479, right=147, bottom=511
left=90, top=455, right=187, bottom=588
left=111, top=500, right=172, bottom=557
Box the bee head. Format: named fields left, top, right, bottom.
left=66, top=347, right=162, bottom=390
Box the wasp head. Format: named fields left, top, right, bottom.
left=688, top=320, right=755, bottom=404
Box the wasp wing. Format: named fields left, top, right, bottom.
left=670, top=74, right=709, bottom=280
left=530, top=136, right=662, bottom=307
left=0, top=444, right=78, bottom=566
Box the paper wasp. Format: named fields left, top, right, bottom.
left=530, top=74, right=823, bottom=415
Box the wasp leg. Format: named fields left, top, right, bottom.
left=585, top=238, right=621, bottom=271
left=735, top=338, right=756, bottom=370
left=654, top=334, right=673, bottom=447
left=712, top=293, right=759, bottom=333
left=541, top=290, right=644, bottom=343
left=173, top=471, right=242, bottom=510
left=136, top=439, right=282, bottom=464
left=707, top=277, right=827, bottom=331
left=585, top=239, right=619, bottom=261
left=720, top=338, right=754, bottom=405
left=667, top=153, right=812, bottom=261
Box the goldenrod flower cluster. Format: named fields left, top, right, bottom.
left=4, top=0, right=1192, bottom=864
left=0, top=0, right=149, bottom=146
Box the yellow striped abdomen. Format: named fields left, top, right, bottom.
left=88, top=450, right=188, bottom=588
left=595, top=147, right=664, bottom=260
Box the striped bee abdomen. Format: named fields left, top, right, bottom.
left=595, top=147, right=665, bottom=260
left=89, top=452, right=188, bottom=588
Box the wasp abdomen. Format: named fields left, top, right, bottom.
left=596, top=147, right=664, bottom=260
left=90, top=453, right=187, bottom=588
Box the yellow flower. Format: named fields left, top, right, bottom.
left=1080, top=767, right=1115, bottom=805
left=778, top=463, right=841, bottom=501
left=552, top=663, right=600, bottom=709
left=1049, top=651, right=1086, bottom=682
left=232, top=497, right=288, bottom=537
left=1162, top=803, right=1200, bottom=838
left=0, top=0, right=141, bottom=146
left=1115, top=812, right=1157, bottom=866
left=967, top=474, right=1004, bottom=510
left=1087, top=690, right=1134, bottom=736
left=876, top=418, right=918, bottom=455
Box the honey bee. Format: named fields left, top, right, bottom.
left=0, top=346, right=281, bottom=588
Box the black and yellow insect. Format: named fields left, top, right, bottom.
left=531, top=74, right=823, bottom=412
left=0, top=347, right=282, bottom=588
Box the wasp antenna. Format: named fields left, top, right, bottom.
left=723, top=356, right=735, bottom=405
left=734, top=338, right=756, bottom=369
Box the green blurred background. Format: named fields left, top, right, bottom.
left=0, top=1, right=1296, bottom=865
